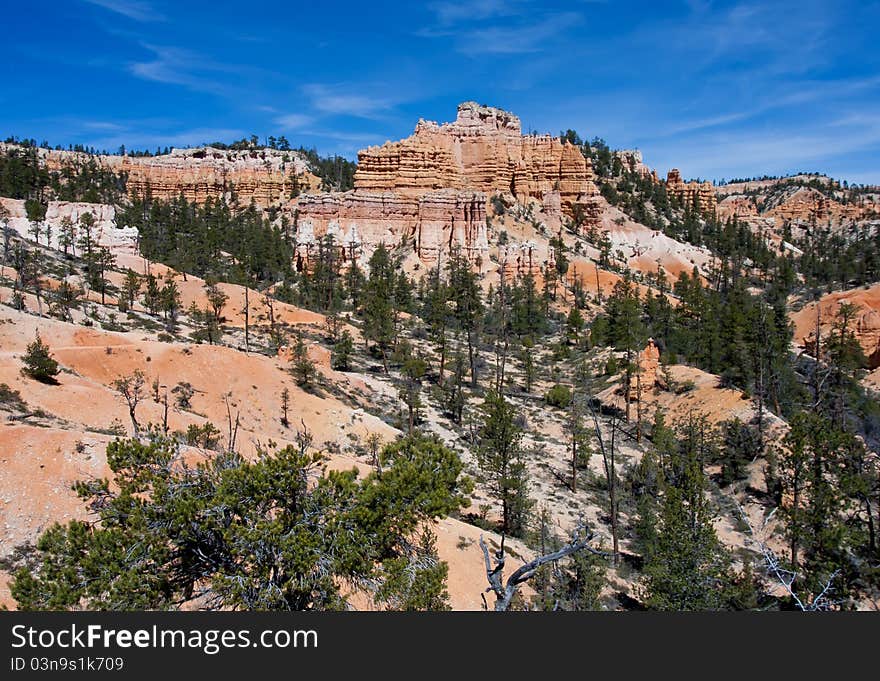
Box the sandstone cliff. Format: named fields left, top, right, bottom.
left=791, top=282, right=880, bottom=369
left=291, top=102, right=605, bottom=270
left=666, top=169, right=717, bottom=214
left=1, top=143, right=318, bottom=206
left=355, top=102, right=597, bottom=215
left=292, top=190, right=488, bottom=269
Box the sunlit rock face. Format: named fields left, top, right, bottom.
left=291, top=190, right=488, bottom=269
left=666, top=169, right=717, bottom=214
left=354, top=101, right=598, bottom=216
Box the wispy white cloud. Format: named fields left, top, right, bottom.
left=302, top=83, right=394, bottom=119
left=461, top=13, right=581, bottom=55
left=428, top=0, right=521, bottom=25
left=80, top=120, right=127, bottom=131
left=653, top=0, right=833, bottom=76
left=650, top=73, right=880, bottom=142
left=128, top=44, right=249, bottom=96
left=82, top=0, right=165, bottom=22
left=274, top=113, right=314, bottom=130
left=421, top=12, right=582, bottom=56
left=648, top=114, right=880, bottom=182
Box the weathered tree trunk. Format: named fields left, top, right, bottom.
left=468, top=329, right=477, bottom=389
left=243, top=286, right=250, bottom=354
left=479, top=527, right=603, bottom=611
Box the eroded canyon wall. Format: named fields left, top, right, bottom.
left=666, top=169, right=717, bottom=214
left=292, top=190, right=488, bottom=268
left=4, top=143, right=317, bottom=206
left=354, top=102, right=597, bottom=214
left=291, top=102, right=603, bottom=269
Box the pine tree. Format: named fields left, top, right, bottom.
left=160, top=273, right=182, bottom=327
left=58, top=216, right=76, bottom=257
left=778, top=413, right=853, bottom=604
left=204, top=278, right=228, bottom=324
left=331, top=329, right=354, bottom=371
left=640, top=416, right=738, bottom=610
left=476, top=391, right=532, bottom=538
left=121, top=269, right=141, bottom=311
left=280, top=387, right=290, bottom=427
left=397, top=345, right=427, bottom=434
left=446, top=246, right=483, bottom=388
left=91, top=246, right=115, bottom=306
left=606, top=274, right=646, bottom=421
left=362, top=243, right=397, bottom=372
left=21, top=331, right=60, bottom=384
left=12, top=432, right=466, bottom=611
left=424, top=262, right=451, bottom=382
left=443, top=353, right=467, bottom=423
left=290, top=336, right=316, bottom=388
left=143, top=272, right=161, bottom=315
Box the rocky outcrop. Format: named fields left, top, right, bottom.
left=614, top=150, right=658, bottom=181
left=795, top=284, right=880, bottom=370
left=2, top=143, right=317, bottom=207
left=768, top=188, right=868, bottom=225
left=291, top=190, right=488, bottom=269
left=109, top=148, right=317, bottom=205
left=0, top=198, right=139, bottom=253
left=294, top=102, right=599, bottom=270
left=803, top=312, right=880, bottom=369
left=666, top=169, right=716, bottom=214
left=355, top=102, right=597, bottom=215
left=628, top=338, right=663, bottom=399
left=716, top=195, right=760, bottom=221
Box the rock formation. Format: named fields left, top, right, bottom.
left=0, top=197, right=138, bottom=253
left=666, top=169, right=717, bottom=215
left=628, top=338, right=663, bottom=399
left=292, top=190, right=488, bottom=269
left=1, top=143, right=317, bottom=207
left=769, top=188, right=867, bottom=225
left=716, top=195, right=760, bottom=221
left=614, top=150, right=658, bottom=181
left=293, top=102, right=601, bottom=270
left=803, top=305, right=880, bottom=369
left=355, top=102, right=598, bottom=215
left=109, top=148, right=318, bottom=205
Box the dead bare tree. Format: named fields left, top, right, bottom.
left=586, top=399, right=620, bottom=564
left=479, top=524, right=604, bottom=611
left=737, top=504, right=841, bottom=611
left=224, top=392, right=241, bottom=452
left=295, top=418, right=314, bottom=457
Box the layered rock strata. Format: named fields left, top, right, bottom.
left=1, top=143, right=316, bottom=207
left=803, top=303, right=880, bottom=369
left=291, top=190, right=489, bottom=269
left=666, top=169, right=717, bottom=214
left=354, top=102, right=598, bottom=215
left=107, top=148, right=317, bottom=205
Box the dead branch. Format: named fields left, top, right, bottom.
left=736, top=502, right=840, bottom=611
left=479, top=524, right=605, bottom=611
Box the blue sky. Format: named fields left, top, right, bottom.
left=3, top=0, right=880, bottom=184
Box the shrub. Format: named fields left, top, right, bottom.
left=545, top=384, right=572, bottom=409
left=172, top=382, right=195, bottom=409
left=604, top=355, right=619, bottom=376
left=21, top=332, right=60, bottom=384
